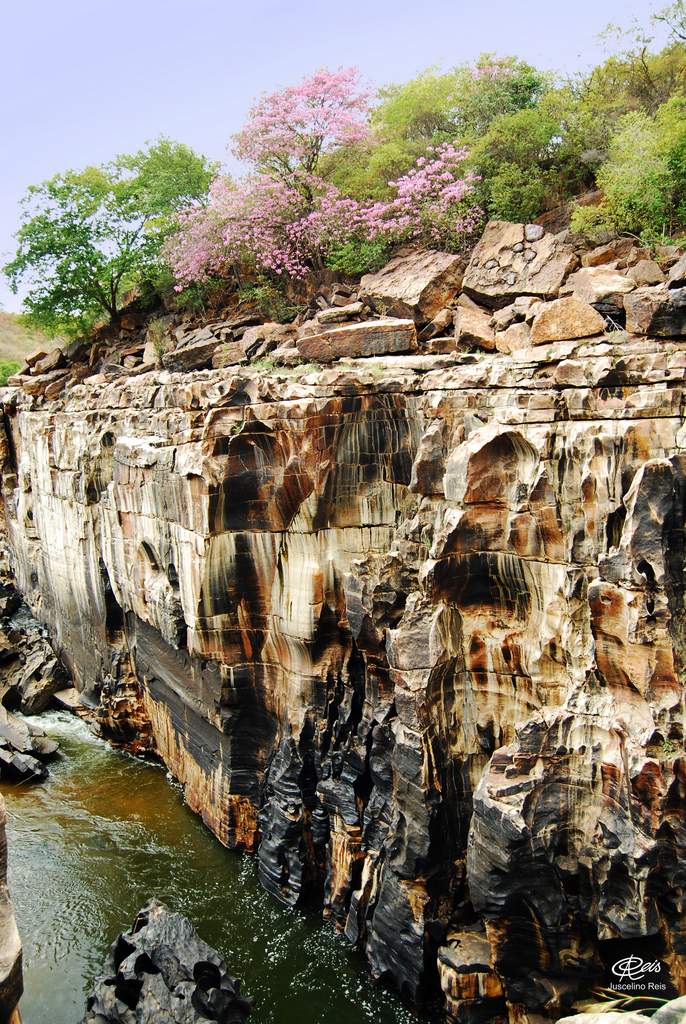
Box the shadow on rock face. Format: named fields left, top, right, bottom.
left=85, top=898, right=255, bottom=1023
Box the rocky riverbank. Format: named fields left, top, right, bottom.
left=2, top=219, right=686, bottom=1023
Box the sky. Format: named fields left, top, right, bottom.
left=0, top=0, right=670, bottom=314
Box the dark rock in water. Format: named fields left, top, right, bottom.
left=0, top=745, right=47, bottom=782
left=85, top=898, right=254, bottom=1024
left=0, top=705, right=59, bottom=759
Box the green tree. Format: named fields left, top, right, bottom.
left=571, top=95, right=686, bottom=236
left=326, top=54, right=550, bottom=205
left=3, top=137, right=217, bottom=336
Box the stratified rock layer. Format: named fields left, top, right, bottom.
left=3, top=330, right=686, bottom=1021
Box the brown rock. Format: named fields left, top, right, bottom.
left=44, top=375, right=69, bottom=400
left=424, top=336, right=457, bottom=354
left=624, top=283, right=686, bottom=335
left=581, top=237, right=635, bottom=267
left=317, top=302, right=365, bottom=324
left=565, top=266, right=635, bottom=308
left=22, top=370, right=68, bottom=396
left=419, top=307, right=453, bottom=342
left=462, top=220, right=577, bottom=309
left=162, top=340, right=221, bottom=372
left=297, top=318, right=417, bottom=362
left=212, top=343, right=248, bottom=368
left=529, top=297, right=606, bottom=345
left=455, top=305, right=496, bottom=350
left=627, top=260, right=665, bottom=288
left=25, top=347, right=51, bottom=367
left=33, top=348, right=65, bottom=375
left=359, top=250, right=464, bottom=321
left=495, top=321, right=530, bottom=353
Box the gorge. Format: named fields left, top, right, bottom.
left=2, top=221, right=686, bottom=1024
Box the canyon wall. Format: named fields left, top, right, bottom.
left=3, top=239, right=686, bottom=1023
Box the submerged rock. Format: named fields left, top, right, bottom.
left=85, top=898, right=254, bottom=1024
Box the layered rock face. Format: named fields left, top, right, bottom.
left=3, top=239, right=686, bottom=1023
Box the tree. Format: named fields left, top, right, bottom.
left=230, top=67, right=373, bottom=195
left=571, top=95, right=686, bottom=237
left=3, top=137, right=217, bottom=336
left=167, top=141, right=482, bottom=283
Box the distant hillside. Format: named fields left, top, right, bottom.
left=0, top=313, right=54, bottom=363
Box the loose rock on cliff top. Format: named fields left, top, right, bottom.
left=85, top=898, right=254, bottom=1023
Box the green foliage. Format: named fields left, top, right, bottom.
left=487, top=164, right=553, bottom=222
left=324, top=237, right=393, bottom=275
left=238, top=276, right=303, bottom=323
left=328, top=54, right=550, bottom=208
left=571, top=95, right=686, bottom=236
left=146, top=318, right=168, bottom=359
left=375, top=54, right=549, bottom=146
left=0, top=361, right=20, bottom=385
left=3, top=137, right=217, bottom=337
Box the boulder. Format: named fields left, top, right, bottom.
left=142, top=341, right=159, bottom=366
left=580, top=237, right=636, bottom=267
left=297, top=318, right=417, bottom=362
left=418, top=307, right=453, bottom=342
left=212, top=342, right=248, bottom=368
left=0, top=746, right=47, bottom=782
left=0, top=705, right=59, bottom=759
left=33, top=347, right=66, bottom=375
left=495, top=321, right=530, bottom=353
left=22, top=370, right=68, bottom=397
left=25, top=346, right=51, bottom=367
left=624, top=284, right=686, bottom=335
left=162, top=339, right=221, bottom=373
left=359, top=250, right=464, bottom=321
left=668, top=251, right=686, bottom=287
left=455, top=303, right=496, bottom=351
left=317, top=301, right=366, bottom=324
left=85, top=898, right=254, bottom=1024
left=565, top=266, right=636, bottom=313
left=529, top=297, right=606, bottom=345
left=461, top=220, right=577, bottom=309
left=44, top=374, right=69, bottom=401
left=0, top=630, right=69, bottom=714
left=627, top=259, right=665, bottom=288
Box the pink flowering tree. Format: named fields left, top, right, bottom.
left=231, top=67, right=373, bottom=186
left=166, top=69, right=484, bottom=285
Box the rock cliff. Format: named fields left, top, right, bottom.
left=3, top=222, right=686, bottom=1023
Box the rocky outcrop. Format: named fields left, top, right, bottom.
left=462, top=220, right=577, bottom=308
left=359, top=250, right=464, bottom=321
left=0, top=796, right=21, bottom=1023
left=85, top=898, right=254, bottom=1023
left=4, top=224, right=686, bottom=1024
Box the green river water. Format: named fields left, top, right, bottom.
left=3, top=710, right=440, bottom=1024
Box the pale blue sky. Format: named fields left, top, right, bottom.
left=0, top=0, right=668, bottom=313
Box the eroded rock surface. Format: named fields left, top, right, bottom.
left=85, top=898, right=254, bottom=1023
left=3, top=237, right=686, bottom=1024
left=0, top=795, right=22, bottom=1022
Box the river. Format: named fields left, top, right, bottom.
left=3, top=710, right=440, bottom=1024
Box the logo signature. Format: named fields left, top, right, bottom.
left=612, top=956, right=662, bottom=982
